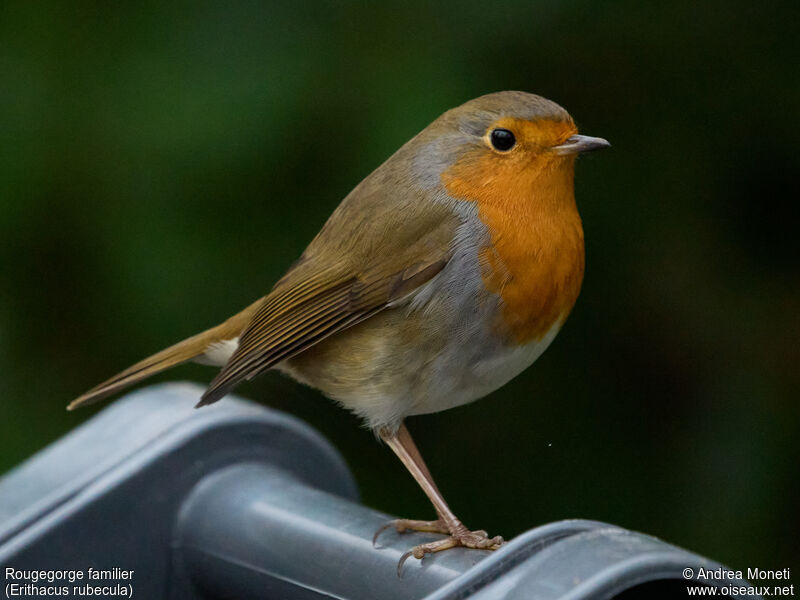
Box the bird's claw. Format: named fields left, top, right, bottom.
left=395, top=529, right=505, bottom=577
left=372, top=521, right=396, bottom=547
left=373, top=518, right=449, bottom=547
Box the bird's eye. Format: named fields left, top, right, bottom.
left=490, top=128, right=516, bottom=152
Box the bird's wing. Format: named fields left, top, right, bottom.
left=198, top=199, right=458, bottom=407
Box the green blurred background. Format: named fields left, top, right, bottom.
left=1, top=0, right=798, bottom=572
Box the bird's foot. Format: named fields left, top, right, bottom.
left=372, top=518, right=449, bottom=545
left=397, top=527, right=504, bottom=575
left=375, top=519, right=504, bottom=576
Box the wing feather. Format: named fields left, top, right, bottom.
left=197, top=179, right=460, bottom=407
left=197, top=258, right=447, bottom=407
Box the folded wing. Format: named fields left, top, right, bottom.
left=198, top=198, right=457, bottom=407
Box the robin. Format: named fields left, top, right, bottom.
left=69, top=91, right=609, bottom=568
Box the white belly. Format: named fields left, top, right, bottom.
left=409, top=319, right=563, bottom=416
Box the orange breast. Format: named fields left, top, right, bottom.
left=442, top=134, right=585, bottom=344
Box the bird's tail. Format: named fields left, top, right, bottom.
left=67, top=299, right=263, bottom=411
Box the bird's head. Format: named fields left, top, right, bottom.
left=410, top=91, right=609, bottom=209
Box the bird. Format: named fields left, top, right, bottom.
left=69, top=91, right=609, bottom=568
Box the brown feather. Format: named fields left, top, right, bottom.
left=71, top=107, right=460, bottom=412
left=67, top=298, right=263, bottom=410
left=197, top=257, right=447, bottom=407
left=195, top=161, right=460, bottom=408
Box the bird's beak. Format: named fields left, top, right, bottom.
left=552, top=134, right=611, bottom=155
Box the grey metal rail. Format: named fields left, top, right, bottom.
left=0, top=383, right=757, bottom=599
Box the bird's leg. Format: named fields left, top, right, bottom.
left=375, top=422, right=504, bottom=569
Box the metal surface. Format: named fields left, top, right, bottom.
left=0, top=383, right=759, bottom=599
left=0, top=383, right=360, bottom=599
left=177, top=464, right=484, bottom=600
